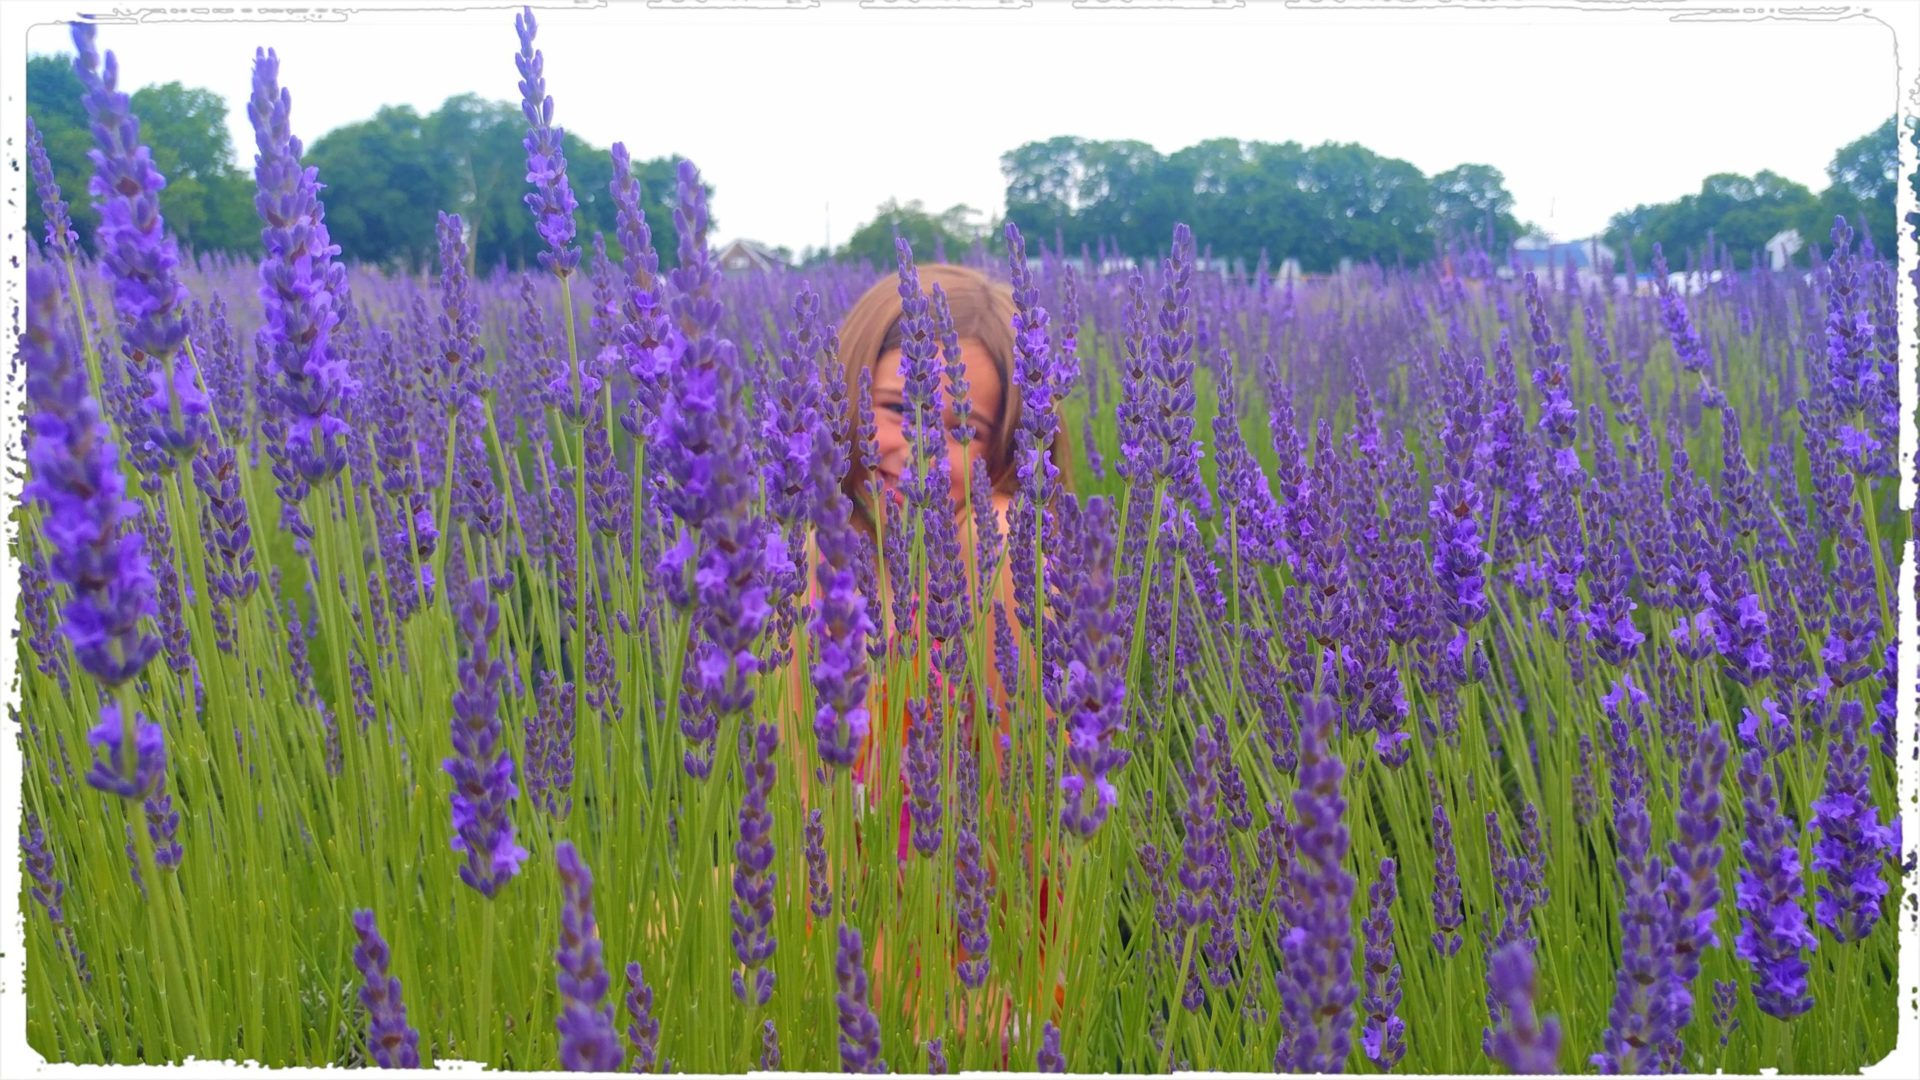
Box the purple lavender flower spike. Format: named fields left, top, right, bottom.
left=1485, top=940, right=1562, bottom=1074
left=1038, top=1020, right=1065, bottom=1073
left=83, top=700, right=166, bottom=801
left=145, top=786, right=182, bottom=869
left=904, top=698, right=945, bottom=857
left=555, top=843, right=623, bottom=1071
left=513, top=6, right=580, bottom=277
left=22, top=812, right=91, bottom=980
left=927, top=1038, right=949, bottom=1074
left=22, top=262, right=162, bottom=690
left=70, top=25, right=210, bottom=469
left=954, top=757, right=993, bottom=987
left=1812, top=701, right=1894, bottom=943
left=623, top=962, right=662, bottom=1073
left=1733, top=743, right=1816, bottom=1019
left=1362, top=858, right=1407, bottom=1068
left=351, top=909, right=422, bottom=1068
left=247, top=46, right=354, bottom=487
left=1429, top=775, right=1465, bottom=957
left=759, top=1019, right=781, bottom=1071
left=1593, top=717, right=1676, bottom=1074
left=1658, top=722, right=1727, bottom=1066
left=731, top=722, right=779, bottom=1005
left=1045, top=496, right=1131, bottom=838
left=444, top=578, right=527, bottom=898
left=835, top=924, right=887, bottom=1073
left=26, top=115, right=80, bottom=261
left=1274, top=695, right=1356, bottom=1073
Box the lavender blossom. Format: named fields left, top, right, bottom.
left=26, top=115, right=79, bottom=261
left=513, top=6, right=580, bottom=277
left=1362, top=858, right=1408, bottom=1068
left=1657, top=722, right=1727, bottom=1067
left=954, top=746, right=993, bottom=988
left=623, top=962, right=661, bottom=1074
left=1592, top=717, right=1676, bottom=1074
left=1038, top=1021, right=1065, bottom=1073
left=22, top=812, right=90, bottom=980
left=1045, top=496, right=1131, bottom=838
left=554, top=843, right=623, bottom=1071
left=1733, top=744, right=1816, bottom=1019
left=1485, top=940, right=1562, bottom=1074
left=70, top=25, right=209, bottom=469
left=904, top=697, right=945, bottom=857
left=247, top=45, right=354, bottom=487
left=731, top=722, right=778, bottom=1005
left=835, top=925, right=887, bottom=1073
left=351, top=910, right=422, bottom=1068
left=1274, top=695, right=1356, bottom=1072
left=1812, top=701, right=1893, bottom=943
left=1429, top=774, right=1465, bottom=956
left=444, top=579, right=526, bottom=897
left=24, top=262, right=164, bottom=697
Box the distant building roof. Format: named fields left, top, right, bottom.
left=715, top=238, right=785, bottom=273
left=1511, top=235, right=1614, bottom=271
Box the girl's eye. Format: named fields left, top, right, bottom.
left=878, top=401, right=906, bottom=416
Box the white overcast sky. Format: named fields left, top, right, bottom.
left=11, top=1, right=1906, bottom=258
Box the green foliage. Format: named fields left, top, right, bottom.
left=996, top=135, right=1518, bottom=271
left=26, top=56, right=99, bottom=246
left=838, top=199, right=988, bottom=270
left=1605, top=118, right=1897, bottom=271
left=28, top=57, right=258, bottom=256
left=306, top=94, right=699, bottom=274
left=26, top=54, right=694, bottom=273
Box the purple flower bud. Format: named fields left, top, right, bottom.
left=1485, top=940, right=1562, bottom=1074
left=351, top=909, right=422, bottom=1069
left=904, top=698, right=945, bottom=858
left=1659, top=722, right=1727, bottom=1063
left=1361, top=858, right=1407, bottom=1068
left=1045, top=496, right=1130, bottom=838
left=1593, top=715, right=1677, bottom=1074
left=623, top=962, right=661, bottom=1073
left=1038, top=1020, right=1065, bottom=1073
left=22, top=263, right=163, bottom=690
left=1274, top=696, right=1356, bottom=1072
left=1429, top=774, right=1465, bottom=957
left=248, top=46, right=355, bottom=488
left=554, top=843, right=623, bottom=1071
left=25, top=115, right=79, bottom=261
left=22, top=812, right=91, bottom=980
left=730, top=722, right=778, bottom=1005
left=513, top=6, right=580, bottom=277
left=835, top=924, right=886, bottom=1073
left=444, top=579, right=527, bottom=897
left=1734, top=744, right=1816, bottom=1019
left=1812, top=701, right=1893, bottom=943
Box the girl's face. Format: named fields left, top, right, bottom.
left=870, top=336, right=1005, bottom=510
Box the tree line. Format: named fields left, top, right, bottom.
left=26, top=51, right=1899, bottom=277
left=25, top=54, right=702, bottom=275
left=1601, top=118, right=1899, bottom=271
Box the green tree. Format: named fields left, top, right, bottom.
left=304, top=93, right=695, bottom=274
left=128, top=82, right=256, bottom=253
left=1801, top=117, right=1897, bottom=258
left=839, top=199, right=981, bottom=271
left=306, top=105, right=445, bottom=270
left=27, top=58, right=259, bottom=257
left=26, top=54, right=103, bottom=250
left=1429, top=163, right=1522, bottom=252
left=1001, top=136, right=1087, bottom=249
left=1605, top=170, right=1815, bottom=271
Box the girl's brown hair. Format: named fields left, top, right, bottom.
left=834, top=262, right=1072, bottom=531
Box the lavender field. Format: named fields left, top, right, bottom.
left=12, top=10, right=1912, bottom=1075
